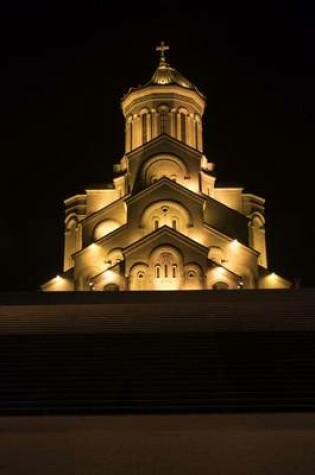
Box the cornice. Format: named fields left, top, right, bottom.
left=122, top=85, right=205, bottom=116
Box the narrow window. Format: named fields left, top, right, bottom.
left=156, top=265, right=160, bottom=279
left=129, top=121, right=133, bottom=150
left=164, top=264, right=168, bottom=278
left=180, top=113, right=186, bottom=142
left=172, top=265, right=177, bottom=278
left=154, top=219, right=159, bottom=230
left=142, top=114, right=147, bottom=143
left=172, top=219, right=177, bottom=230
left=160, top=112, right=169, bottom=134
left=195, top=120, right=199, bottom=149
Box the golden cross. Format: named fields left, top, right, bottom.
left=156, top=41, right=169, bottom=63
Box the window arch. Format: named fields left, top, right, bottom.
left=141, top=155, right=188, bottom=187
left=141, top=201, right=191, bottom=234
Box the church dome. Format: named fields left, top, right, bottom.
left=123, top=42, right=205, bottom=99
left=148, top=58, right=196, bottom=90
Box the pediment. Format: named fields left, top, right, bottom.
left=126, top=176, right=204, bottom=206
left=127, top=134, right=202, bottom=163
left=124, top=225, right=208, bottom=260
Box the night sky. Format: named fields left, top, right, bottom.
left=1, top=1, right=314, bottom=291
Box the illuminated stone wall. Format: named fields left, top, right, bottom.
left=42, top=43, right=290, bottom=292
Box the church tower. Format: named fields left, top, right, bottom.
left=42, top=43, right=290, bottom=291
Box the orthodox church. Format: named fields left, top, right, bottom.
left=42, top=43, right=290, bottom=292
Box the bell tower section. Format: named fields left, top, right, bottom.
left=122, top=42, right=205, bottom=153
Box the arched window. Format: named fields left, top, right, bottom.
left=160, top=112, right=169, bottom=134
left=154, top=219, right=159, bottom=230
left=184, top=264, right=202, bottom=290
left=142, top=114, right=147, bottom=143
left=129, top=264, right=148, bottom=291
left=180, top=113, right=186, bottom=142
left=195, top=120, right=199, bottom=149
left=195, top=114, right=202, bottom=151
left=172, top=219, right=177, bottom=230
left=129, top=121, right=133, bottom=150
left=151, top=247, right=182, bottom=290
left=142, top=156, right=187, bottom=186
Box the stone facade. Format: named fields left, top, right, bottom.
left=42, top=43, right=290, bottom=291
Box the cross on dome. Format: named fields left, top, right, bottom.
left=156, top=41, right=169, bottom=64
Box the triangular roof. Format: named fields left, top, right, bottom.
left=124, top=225, right=209, bottom=258
left=126, top=133, right=203, bottom=162
left=126, top=176, right=204, bottom=205
left=124, top=225, right=242, bottom=280
left=127, top=177, right=249, bottom=241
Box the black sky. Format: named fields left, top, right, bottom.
left=1, top=0, right=315, bottom=291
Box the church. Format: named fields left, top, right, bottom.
left=42, top=42, right=290, bottom=292
left=3, top=43, right=315, bottom=475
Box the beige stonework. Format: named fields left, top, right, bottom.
left=42, top=43, right=290, bottom=292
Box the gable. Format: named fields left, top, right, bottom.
left=126, top=177, right=204, bottom=232
left=124, top=226, right=209, bottom=274
left=127, top=134, right=202, bottom=163
left=126, top=135, right=203, bottom=194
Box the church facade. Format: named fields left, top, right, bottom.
left=42, top=43, right=290, bottom=292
